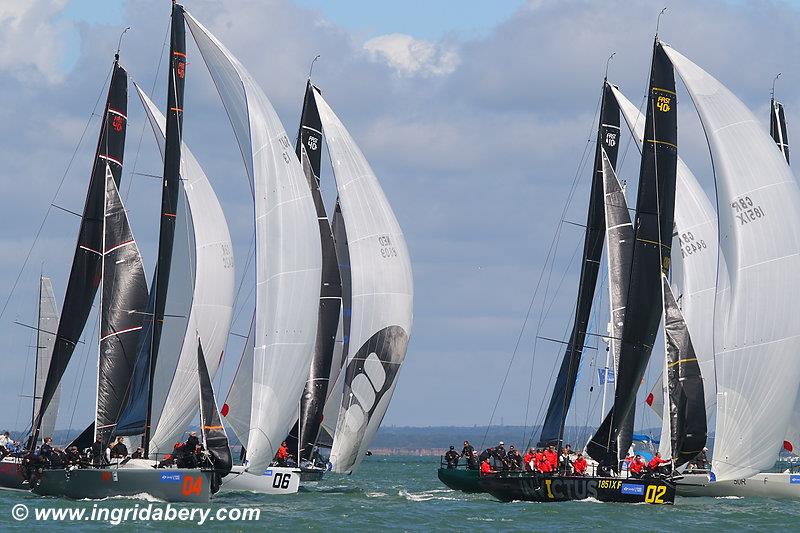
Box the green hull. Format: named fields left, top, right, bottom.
left=437, top=468, right=482, bottom=493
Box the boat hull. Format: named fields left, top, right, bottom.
left=299, top=465, right=325, bottom=483
left=0, top=457, right=26, bottom=491
left=479, top=473, right=675, bottom=504
left=31, top=464, right=214, bottom=503
left=218, top=465, right=300, bottom=494
left=676, top=472, right=800, bottom=499
left=437, top=467, right=482, bottom=493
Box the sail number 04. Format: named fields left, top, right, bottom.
left=181, top=475, right=203, bottom=496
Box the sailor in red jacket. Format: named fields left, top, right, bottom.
left=545, top=446, right=558, bottom=472
left=572, top=453, right=588, bottom=476
left=648, top=452, right=671, bottom=475
left=523, top=448, right=535, bottom=471
left=536, top=451, right=551, bottom=473
left=480, top=457, right=496, bottom=475
left=628, top=455, right=645, bottom=478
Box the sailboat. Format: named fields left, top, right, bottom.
left=0, top=277, right=61, bottom=491
left=182, top=10, right=321, bottom=495
left=31, top=3, right=236, bottom=503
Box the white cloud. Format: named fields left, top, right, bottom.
left=0, top=0, right=69, bottom=84
left=363, top=33, right=459, bottom=77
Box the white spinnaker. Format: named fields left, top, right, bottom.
left=611, top=85, right=719, bottom=426
left=664, top=44, right=800, bottom=481
left=185, top=12, right=322, bottom=473
left=319, top=311, right=345, bottom=442
left=34, top=277, right=61, bottom=442
left=222, top=315, right=254, bottom=449
left=314, top=90, right=413, bottom=474
left=136, top=85, right=235, bottom=455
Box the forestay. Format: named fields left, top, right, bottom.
left=185, top=12, right=322, bottom=473
left=136, top=85, right=235, bottom=456
left=664, top=44, right=800, bottom=481
left=313, top=89, right=413, bottom=474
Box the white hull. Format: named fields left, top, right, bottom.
left=218, top=465, right=300, bottom=494
left=676, top=472, right=800, bottom=499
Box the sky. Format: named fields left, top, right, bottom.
left=0, top=0, right=798, bottom=439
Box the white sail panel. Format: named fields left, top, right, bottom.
left=135, top=85, right=235, bottom=455
left=611, top=84, right=720, bottom=429
left=313, top=90, right=413, bottom=474
left=664, top=44, right=800, bottom=481
left=222, top=316, right=255, bottom=449
left=185, top=12, right=322, bottom=473
left=34, top=277, right=61, bottom=442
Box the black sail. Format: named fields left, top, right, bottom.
left=32, top=59, right=128, bottom=445
left=95, top=167, right=149, bottom=443
left=537, top=81, right=620, bottom=447
left=598, top=147, right=636, bottom=458
left=662, top=274, right=707, bottom=467
left=285, top=82, right=343, bottom=461
left=587, top=42, right=678, bottom=468
left=770, top=98, right=790, bottom=165
left=197, top=340, right=232, bottom=478
left=114, top=3, right=186, bottom=446
left=332, top=199, right=352, bottom=371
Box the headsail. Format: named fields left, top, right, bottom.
left=587, top=41, right=677, bottom=468
left=661, top=273, right=707, bottom=468
left=135, top=84, right=235, bottom=456
left=95, top=165, right=149, bottom=443
left=197, top=340, right=232, bottom=477
left=185, top=11, right=322, bottom=472
left=286, top=81, right=343, bottom=461
left=538, top=81, right=620, bottom=447
left=313, top=88, right=413, bottom=474
left=221, top=316, right=254, bottom=450
left=33, top=58, right=128, bottom=445
left=664, top=44, right=800, bottom=481
left=32, top=277, right=61, bottom=443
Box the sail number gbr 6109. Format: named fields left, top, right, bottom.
left=378, top=234, right=398, bottom=259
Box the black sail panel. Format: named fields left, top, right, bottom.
left=770, top=98, right=790, bottom=165
left=95, top=169, right=149, bottom=443
left=332, top=199, right=352, bottom=368
left=587, top=42, right=678, bottom=468
left=286, top=82, right=343, bottom=461
left=537, top=81, right=620, bottom=447
left=662, top=274, right=707, bottom=468
left=33, top=60, right=128, bottom=444
left=197, top=340, right=232, bottom=477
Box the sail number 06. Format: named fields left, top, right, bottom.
left=644, top=484, right=666, bottom=504
left=272, top=472, right=292, bottom=489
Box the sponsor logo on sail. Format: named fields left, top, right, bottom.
left=159, top=472, right=182, bottom=483
left=620, top=483, right=645, bottom=495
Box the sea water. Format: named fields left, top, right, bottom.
left=0, top=455, right=796, bottom=531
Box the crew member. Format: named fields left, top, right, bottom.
left=559, top=447, right=573, bottom=475
left=628, top=455, right=645, bottom=478
left=109, top=436, right=128, bottom=460
left=66, top=446, right=81, bottom=468
left=648, top=452, right=671, bottom=475
left=545, top=446, right=558, bottom=473
left=0, top=431, right=10, bottom=447
left=573, top=453, right=588, bottom=476
left=480, top=457, right=496, bottom=476
left=445, top=446, right=460, bottom=469
left=507, top=445, right=523, bottom=471
left=461, top=441, right=475, bottom=467
left=186, top=431, right=201, bottom=451
left=275, top=441, right=290, bottom=466
left=39, top=437, right=54, bottom=465
left=131, top=447, right=145, bottom=460
left=523, top=448, right=535, bottom=472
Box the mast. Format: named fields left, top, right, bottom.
left=141, top=2, right=187, bottom=453
left=286, top=80, right=343, bottom=462
left=31, top=55, right=129, bottom=449
left=537, top=80, right=620, bottom=448
left=586, top=41, right=678, bottom=468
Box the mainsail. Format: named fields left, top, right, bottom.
left=185, top=12, right=322, bottom=472
left=538, top=81, right=620, bottom=447
left=661, top=273, right=707, bottom=468
left=587, top=41, right=677, bottom=468
left=286, top=81, right=343, bottom=461
left=33, top=58, right=128, bottom=445
left=31, top=277, right=61, bottom=443
left=770, top=97, right=790, bottom=164
left=664, top=44, right=800, bottom=481
left=95, top=165, right=149, bottom=443
left=313, top=88, right=413, bottom=474
left=611, top=84, right=719, bottom=437
left=135, top=84, right=235, bottom=455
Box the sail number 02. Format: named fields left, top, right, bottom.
left=644, top=484, right=666, bottom=504
left=272, top=472, right=292, bottom=489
